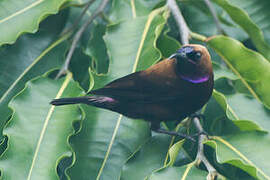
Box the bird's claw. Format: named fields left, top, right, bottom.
left=191, top=130, right=209, bottom=139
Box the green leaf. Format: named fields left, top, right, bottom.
left=68, top=6, right=169, bottom=180
left=156, top=27, right=181, bottom=58
left=227, top=0, right=270, bottom=44
left=208, top=133, right=270, bottom=180
left=121, top=135, right=171, bottom=180
left=109, top=0, right=162, bottom=22
left=212, top=0, right=270, bottom=60
left=0, top=0, right=68, bottom=46
left=70, top=47, right=91, bottom=91
left=0, top=12, right=70, bottom=138
left=148, top=163, right=207, bottom=180
left=207, top=35, right=270, bottom=109
left=84, top=23, right=109, bottom=75
left=213, top=90, right=266, bottom=132
left=213, top=62, right=238, bottom=81
left=0, top=73, right=83, bottom=179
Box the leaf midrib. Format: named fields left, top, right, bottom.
left=27, top=72, right=73, bottom=179
left=213, top=136, right=270, bottom=180
left=0, top=0, right=44, bottom=24
left=0, top=33, right=70, bottom=105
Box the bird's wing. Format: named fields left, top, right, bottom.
left=89, top=59, right=185, bottom=102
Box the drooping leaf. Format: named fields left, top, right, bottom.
left=67, top=5, right=169, bottom=180
left=226, top=0, right=270, bottom=44
left=207, top=35, right=270, bottom=109
left=207, top=133, right=270, bottom=180
left=0, top=12, right=70, bottom=138
left=212, top=0, right=270, bottom=60
left=0, top=0, right=68, bottom=46
left=0, top=73, right=83, bottom=179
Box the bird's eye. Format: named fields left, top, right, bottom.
left=187, top=51, right=202, bottom=62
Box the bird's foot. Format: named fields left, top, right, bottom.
left=150, top=123, right=196, bottom=142
left=191, top=130, right=210, bottom=139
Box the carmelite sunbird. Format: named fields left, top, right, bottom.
left=51, top=44, right=214, bottom=140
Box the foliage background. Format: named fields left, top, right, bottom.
left=0, top=0, right=270, bottom=179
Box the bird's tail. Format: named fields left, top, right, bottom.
left=50, top=96, right=116, bottom=109
left=50, top=97, right=90, bottom=106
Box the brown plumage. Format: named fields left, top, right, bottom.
left=51, top=44, right=213, bottom=138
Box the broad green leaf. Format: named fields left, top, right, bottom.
left=226, top=0, right=270, bottom=44
left=0, top=12, right=70, bottom=138
left=212, top=90, right=266, bottom=132
left=109, top=0, right=162, bottom=22
left=70, top=47, right=91, bottom=91
left=0, top=0, right=68, bottom=46
left=213, top=62, right=238, bottom=81
left=148, top=163, right=207, bottom=180
left=212, top=0, right=270, bottom=60
left=121, top=135, right=171, bottom=180
left=68, top=6, right=169, bottom=180
left=0, top=73, right=83, bottom=179
left=204, top=89, right=270, bottom=136
left=156, top=27, right=181, bottom=58
left=85, top=23, right=109, bottom=75
left=207, top=35, right=270, bottom=109
left=208, top=133, right=270, bottom=180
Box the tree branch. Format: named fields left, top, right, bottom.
left=203, top=0, right=225, bottom=35
left=167, top=0, right=190, bottom=45
left=61, top=0, right=97, bottom=36
left=193, top=117, right=218, bottom=179
left=56, top=0, right=110, bottom=79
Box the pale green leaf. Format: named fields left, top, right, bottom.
left=0, top=12, right=70, bottom=138
left=212, top=0, right=270, bottom=60
left=207, top=35, right=270, bottom=109
left=0, top=73, right=83, bottom=179
left=0, top=0, right=68, bottom=45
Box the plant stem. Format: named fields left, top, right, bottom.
left=167, top=0, right=190, bottom=45
left=61, top=0, right=97, bottom=36
left=193, top=117, right=218, bottom=179
left=203, top=0, right=225, bottom=35
left=56, top=0, right=110, bottom=79
left=190, top=32, right=207, bottom=42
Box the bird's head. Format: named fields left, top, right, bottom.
left=169, top=44, right=213, bottom=83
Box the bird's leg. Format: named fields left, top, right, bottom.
left=150, top=122, right=195, bottom=142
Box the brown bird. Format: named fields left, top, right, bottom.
left=51, top=44, right=214, bottom=140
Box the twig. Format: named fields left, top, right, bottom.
left=61, top=0, right=97, bottom=36
left=168, top=0, right=218, bottom=177
left=203, top=0, right=225, bottom=35
left=167, top=0, right=190, bottom=45
left=56, top=0, right=110, bottom=79
left=193, top=117, right=218, bottom=179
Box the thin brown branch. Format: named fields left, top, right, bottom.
left=61, top=0, right=97, bottom=36
left=167, top=0, right=190, bottom=45
left=56, top=0, right=109, bottom=79
left=193, top=117, right=218, bottom=179
left=203, top=0, right=225, bottom=35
